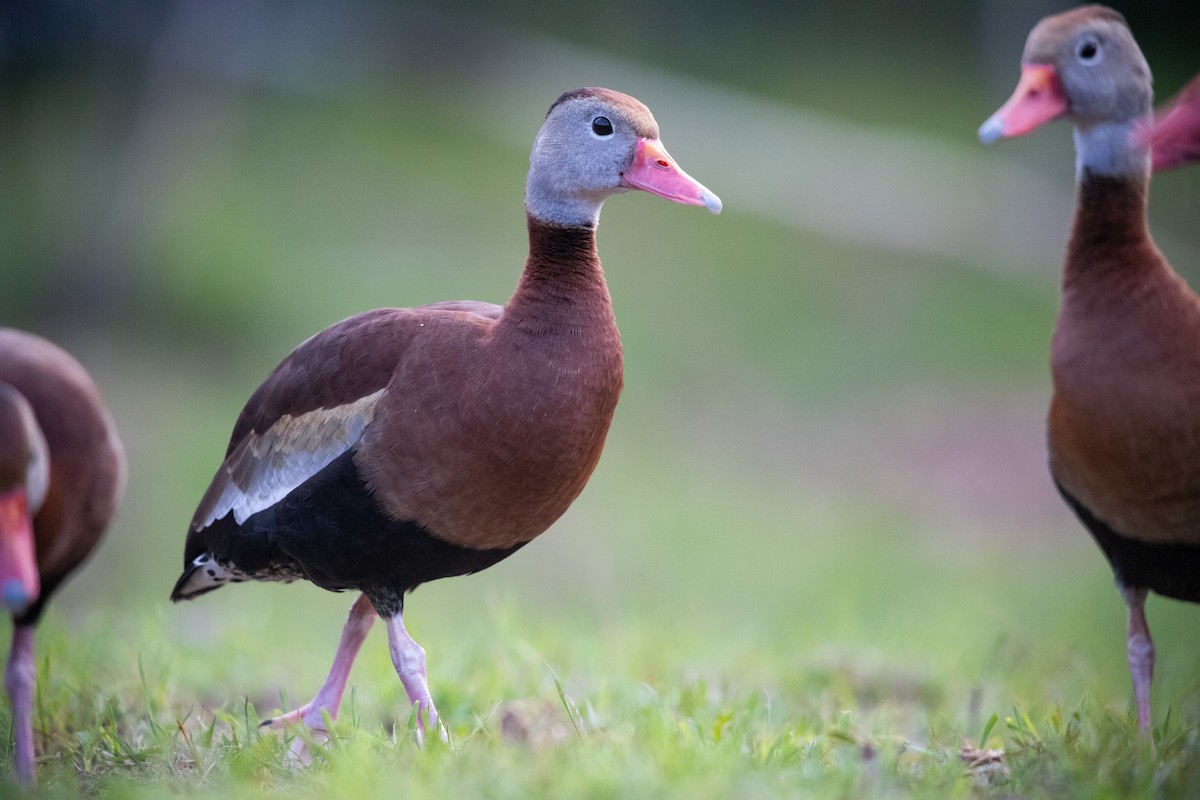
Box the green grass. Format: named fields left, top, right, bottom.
left=6, top=384, right=1200, bottom=797
left=6, top=550, right=1200, bottom=798
left=3, top=14, right=1200, bottom=798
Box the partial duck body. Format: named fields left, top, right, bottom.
left=0, top=329, right=125, bottom=782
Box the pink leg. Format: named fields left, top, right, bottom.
left=261, top=594, right=376, bottom=735
left=385, top=613, right=445, bottom=741
left=1122, top=586, right=1155, bottom=732
left=5, top=625, right=36, bottom=784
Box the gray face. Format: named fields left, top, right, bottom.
left=1025, top=14, right=1152, bottom=127
left=525, top=92, right=658, bottom=227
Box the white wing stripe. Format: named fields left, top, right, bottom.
left=198, top=390, right=384, bottom=528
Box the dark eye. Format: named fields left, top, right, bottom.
left=1077, top=38, right=1100, bottom=63
left=591, top=116, right=614, bottom=136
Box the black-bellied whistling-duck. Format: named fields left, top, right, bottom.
left=979, top=5, right=1200, bottom=731
left=170, top=87, right=720, bottom=744
left=0, top=329, right=125, bottom=782
left=1141, top=74, right=1200, bottom=171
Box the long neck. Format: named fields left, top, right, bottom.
left=1054, top=158, right=1181, bottom=381
left=1063, top=170, right=1158, bottom=294
left=500, top=216, right=614, bottom=337
left=1065, top=116, right=1154, bottom=281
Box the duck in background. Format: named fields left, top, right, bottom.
left=171, top=88, right=720, bottom=748
left=979, top=4, right=1200, bottom=732
left=0, top=329, right=125, bottom=782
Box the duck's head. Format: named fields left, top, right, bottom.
left=979, top=5, right=1153, bottom=177
left=526, top=87, right=721, bottom=228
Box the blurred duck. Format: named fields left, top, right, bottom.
left=979, top=5, right=1200, bottom=732
left=170, top=88, right=720, bottom=745
left=1141, top=74, right=1200, bottom=171
left=0, top=329, right=125, bottom=782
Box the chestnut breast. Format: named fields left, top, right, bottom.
left=360, top=277, right=623, bottom=551
left=1049, top=253, right=1200, bottom=545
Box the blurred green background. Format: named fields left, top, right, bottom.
left=2, top=0, right=1200, bottom=757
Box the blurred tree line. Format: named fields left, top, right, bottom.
left=1, top=0, right=1197, bottom=341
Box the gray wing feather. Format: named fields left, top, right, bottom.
left=192, top=389, right=384, bottom=530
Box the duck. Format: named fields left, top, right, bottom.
left=1141, top=74, right=1200, bottom=171
left=170, top=87, right=721, bottom=744
left=979, top=5, right=1200, bottom=731
left=0, top=329, right=125, bottom=782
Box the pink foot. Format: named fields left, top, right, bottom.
left=385, top=612, right=447, bottom=743
left=259, top=595, right=376, bottom=759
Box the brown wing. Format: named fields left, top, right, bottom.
left=227, top=302, right=502, bottom=450
left=185, top=303, right=502, bottom=558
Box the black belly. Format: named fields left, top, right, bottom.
left=198, top=449, right=526, bottom=615
left=1056, top=480, right=1200, bottom=603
